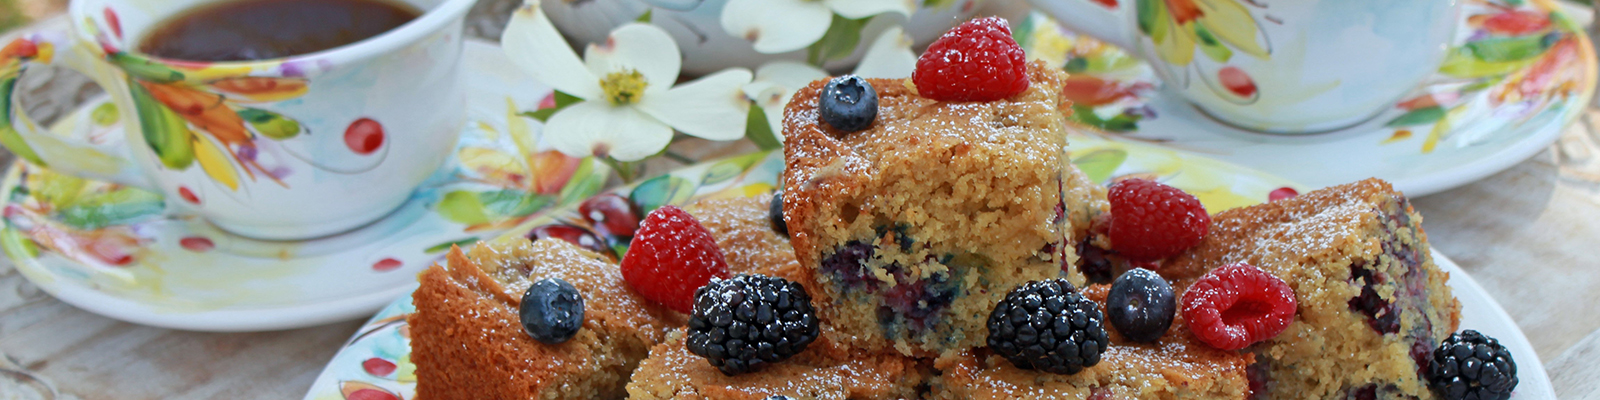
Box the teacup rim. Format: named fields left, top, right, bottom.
left=70, top=0, right=477, bottom=72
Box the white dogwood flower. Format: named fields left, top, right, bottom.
left=721, top=0, right=915, bottom=54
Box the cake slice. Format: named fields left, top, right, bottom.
left=1160, top=178, right=1461, bottom=399
left=929, top=283, right=1254, bottom=400
left=781, top=61, right=1082, bottom=356
left=409, top=238, right=683, bottom=400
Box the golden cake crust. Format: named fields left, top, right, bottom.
left=410, top=238, right=683, bottom=400
left=627, top=331, right=930, bottom=400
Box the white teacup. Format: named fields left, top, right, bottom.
left=1, top=0, right=474, bottom=239
left=1029, top=0, right=1461, bottom=133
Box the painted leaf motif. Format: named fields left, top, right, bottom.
left=1138, top=0, right=1163, bottom=38
left=629, top=174, right=696, bottom=214
left=424, top=237, right=479, bottom=253
left=339, top=381, right=400, bottom=400
left=1438, top=47, right=1534, bottom=78
left=1154, top=16, right=1196, bottom=65
left=1385, top=106, right=1446, bottom=127
left=437, top=190, right=490, bottom=226
left=702, top=151, right=766, bottom=185
left=1072, top=148, right=1129, bottom=183
left=140, top=81, right=250, bottom=145
left=1465, top=35, right=1549, bottom=63
left=107, top=53, right=185, bottom=82
left=0, top=78, right=46, bottom=165
left=129, top=81, right=195, bottom=169
left=207, top=76, right=308, bottom=102
left=459, top=147, right=527, bottom=187
left=237, top=108, right=301, bottom=139
left=557, top=157, right=607, bottom=207
left=0, top=227, right=39, bottom=260
left=1194, top=0, right=1269, bottom=57
left=193, top=136, right=240, bottom=190
left=29, top=170, right=88, bottom=209
left=477, top=190, right=551, bottom=218
left=56, top=188, right=165, bottom=230
left=1193, top=23, right=1234, bottom=63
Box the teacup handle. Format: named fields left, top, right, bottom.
left=1028, top=0, right=1138, bottom=50
left=2, top=32, right=151, bottom=190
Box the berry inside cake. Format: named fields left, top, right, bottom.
left=781, top=61, right=1081, bottom=356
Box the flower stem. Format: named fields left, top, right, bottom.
left=662, top=151, right=697, bottom=165
left=602, top=157, right=644, bottom=183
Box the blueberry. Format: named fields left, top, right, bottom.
left=520, top=278, right=584, bottom=344
left=819, top=75, right=878, bottom=132
left=1106, top=268, right=1175, bottom=343
left=770, top=190, right=788, bottom=237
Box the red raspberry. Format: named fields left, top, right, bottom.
left=912, top=17, right=1029, bottom=102
left=1108, top=178, right=1210, bottom=261
left=1182, top=263, right=1297, bottom=350
left=621, top=205, right=730, bottom=313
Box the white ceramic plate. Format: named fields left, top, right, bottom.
left=301, top=142, right=1552, bottom=400
left=0, top=40, right=608, bottom=331
left=1016, top=0, right=1598, bottom=196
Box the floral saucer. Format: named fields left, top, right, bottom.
left=0, top=40, right=608, bottom=332
left=1016, top=0, right=1598, bottom=196
left=300, top=136, right=1313, bottom=400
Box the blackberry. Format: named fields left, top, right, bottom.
left=769, top=191, right=788, bottom=237
left=986, top=279, right=1109, bottom=375
left=819, top=75, right=878, bottom=132
left=1428, top=330, right=1518, bottom=400
left=519, top=278, right=584, bottom=344
left=686, top=274, right=819, bottom=375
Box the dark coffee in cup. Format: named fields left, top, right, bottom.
left=138, top=0, right=420, bottom=62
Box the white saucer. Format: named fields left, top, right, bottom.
left=1016, top=0, right=1598, bottom=196
left=0, top=40, right=608, bottom=331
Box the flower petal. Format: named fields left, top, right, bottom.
left=721, top=0, right=833, bottom=54
left=826, top=0, right=914, bottom=19
left=502, top=1, right=602, bottom=100
left=583, top=23, right=681, bottom=95
left=639, top=69, right=754, bottom=141
left=852, top=26, right=917, bottom=79
left=545, top=102, right=672, bottom=162
left=745, top=61, right=827, bottom=137
left=1195, top=0, right=1269, bottom=57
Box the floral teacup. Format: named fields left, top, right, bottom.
left=1, top=0, right=475, bottom=240
left=1029, top=0, right=1461, bottom=133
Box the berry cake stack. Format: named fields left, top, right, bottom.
left=781, top=26, right=1081, bottom=356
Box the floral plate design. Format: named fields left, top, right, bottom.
left=0, top=40, right=608, bottom=331
left=303, top=136, right=1350, bottom=400
left=1016, top=0, right=1598, bottom=196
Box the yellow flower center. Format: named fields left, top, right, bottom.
left=600, top=70, right=648, bottom=105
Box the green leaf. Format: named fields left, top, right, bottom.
left=0, top=227, right=38, bottom=260
left=129, top=79, right=195, bottom=169
left=476, top=189, right=552, bottom=218
left=1012, top=14, right=1037, bottom=46
left=629, top=174, right=696, bottom=215
left=1438, top=47, right=1534, bottom=78
left=1063, top=57, right=1089, bottom=73
left=107, top=53, right=185, bottom=82
left=521, top=91, right=584, bottom=122
left=702, top=152, right=767, bottom=186
left=425, top=237, right=480, bottom=253
left=809, top=15, right=868, bottom=64
left=437, top=190, right=490, bottom=225
left=1385, top=106, right=1446, bottom=127
left=236, top=108, right=301, bottom=140
left=744, top=106, right=781, bottom=151
left=1137, top=0, right=1161, bottom=36
left=1194, top=24, right=1234, bottom=63
left=56, top=188, right=166, bottom=230
left=1072, top=149, right=1128, bottom=183
left=1067, top=104, right=1141, bottom=133
left=1464, top=35, right=1550, bottom=63
left=31, top=171, right=87, bottom=210
left=635, top=9, right=652, bottom=23
left=90, top=102, right=120, bottom=127
left=558, top=157, right=607, bottom=206
left=0, top=78, right=45, bottom=166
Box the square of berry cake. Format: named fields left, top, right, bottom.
left=409, top=238, right=684, bottom=400
left=1162, top=178, right=1462, bottom=399
left=781, top=61, right=1083, bottom=356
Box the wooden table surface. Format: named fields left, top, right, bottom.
left=4, top=3, right=1600, bottom=399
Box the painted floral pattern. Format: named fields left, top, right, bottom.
left=1, top=37, right=54, bottom=166
left=1129, top=0, right=1269, bottom=101
left=1013, top=16, right=1160, bottom=133
left=303, top=138, right=1301, bottom=399
left=1383, top=0, right=1593, bottom=153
